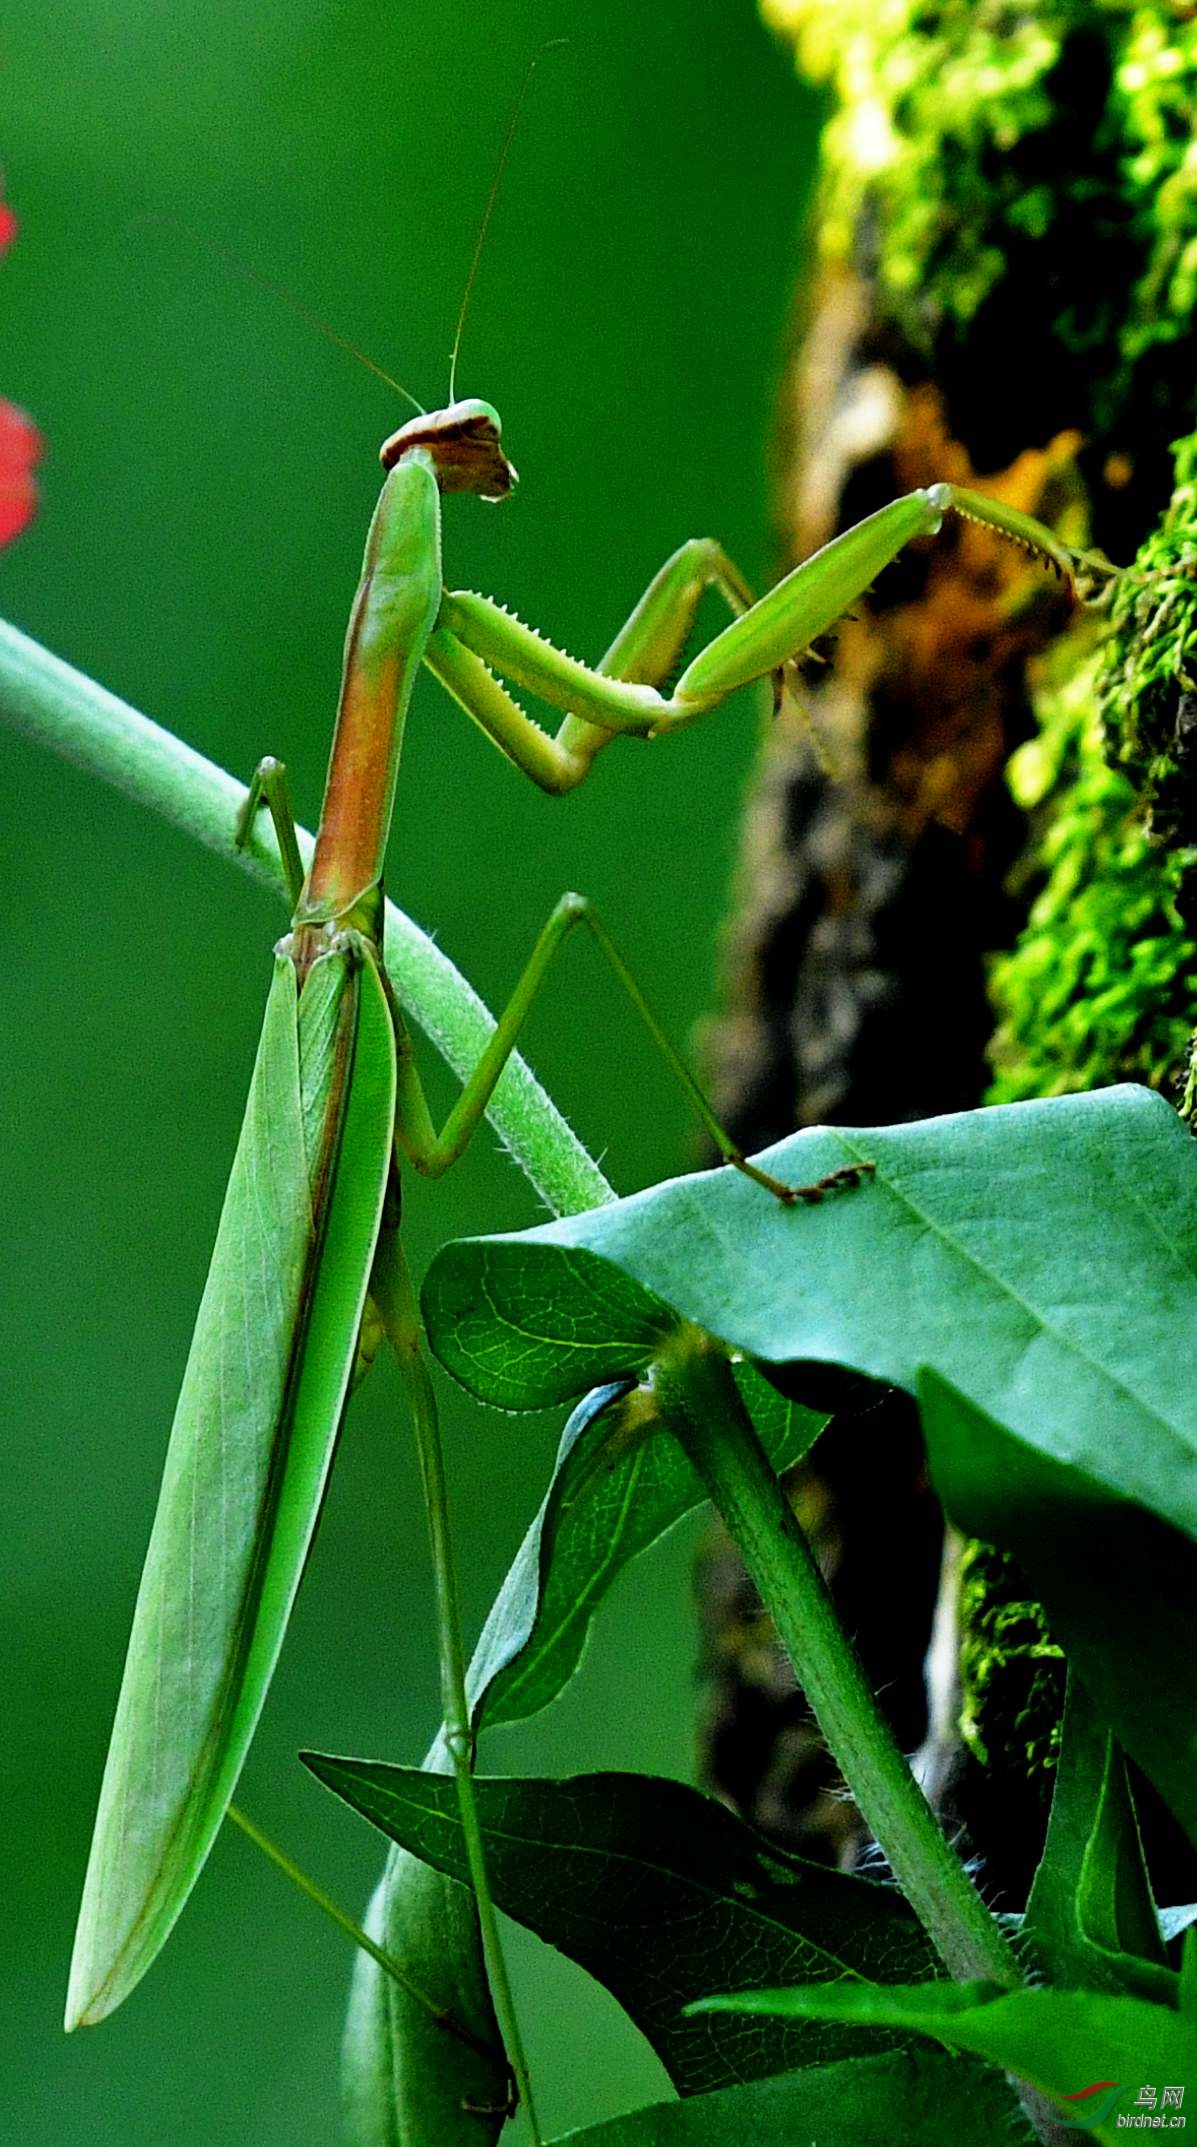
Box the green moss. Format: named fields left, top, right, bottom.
left=1096, top=427, right=1197, bottom=845
left=973, top=446, right=1197, bottom=1806
left=764, top=1, right=1197, bottom=470
left=988, top=631, right=1196, bottom=1104
left=957, top=1541, right=1064, bottom=1794
left=768, top=0, right=1076, bottom=315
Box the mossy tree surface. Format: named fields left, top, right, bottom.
left=700, top=0, right=1197, bottom=1895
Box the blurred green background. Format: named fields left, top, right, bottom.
left=0, top=3, right=816, bottom=2139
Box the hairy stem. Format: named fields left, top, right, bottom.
left=657, top=1340, right=1021, bottom=1988
left=0, top=617, right=611, bottom=1219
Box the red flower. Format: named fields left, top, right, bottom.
left=0, top=399, right=39, bottom=543
left=0, top=200, right=40, bottom=545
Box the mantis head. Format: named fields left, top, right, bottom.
left=380, top=399, right=517, bottom=501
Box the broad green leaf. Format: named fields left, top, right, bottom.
left=422, top=1087, right=1197, bottom=1550
left=69, top=946, right=395, bottom=2027
left=467, top=1365, right=823, bottom=1736
left=1025, top=1673, right=1170, bottom=2004
left=343, top=1853, right=507, bottom=2147
left=689, top=1979, right=1197, bottom=2146
left=302, top=1763, right=938, bottom=2092
left=547, top=2050, right=1030, bottom=2145
left=920, top=1370, right=1197, bottom=1847
left=430, top=1243, right=679, bottom=1410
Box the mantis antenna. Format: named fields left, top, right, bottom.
left=447, top=39, right=568, bottom=403
left=134, top=215, right=426, bottom=415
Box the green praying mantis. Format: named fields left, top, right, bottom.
left=63, top=281, right=1121, bottom=2129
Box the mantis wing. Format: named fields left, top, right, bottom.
left=68, top=942, right=396, bottom=2027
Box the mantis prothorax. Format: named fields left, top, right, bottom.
left=66, top=378, right=1118, bottom=2133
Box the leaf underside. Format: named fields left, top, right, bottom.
left=920, top=1371, right=1197, bottom=1841
left=303, top=1762, right=938, bottom=2096
left=1023, top=1669, right=1171, bottom=2003
left=547, top=2048, right=1029, bottom=2146
left=466, top=1365, right=823, bottom=1739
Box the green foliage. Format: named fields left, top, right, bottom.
left=463, top=1367, right=823, bottom=1741
left=545, top=2054, right=1031, bottom=2147
left=956, top=1541, right=1064, bottom=1796
left=690, top=1974, right=1197, bottom=2147
left=301, top=1074, right=1197, bottom=2134
left=764, top=1, right=1197, bottom=462
left=1024, top=1673, right=1172, bottom=2005
left=301, top=1764, right=939, bottom=2087
left=350, top=1369, right=829, bottom=2142
left=423, top=1088, right=1197, bottom=1542
left=988, top=641, right=1196, bottom=1103
left=422, top=1087, right=1197, bottom=1841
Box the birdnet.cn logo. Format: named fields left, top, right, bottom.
left=1059, top=2081, right=1186, bottom=2129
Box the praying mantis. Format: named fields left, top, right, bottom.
left=63, top=315, right=1119, bottom=2131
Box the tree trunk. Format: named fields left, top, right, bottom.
left=698, top=0, right=1197, bottom=1904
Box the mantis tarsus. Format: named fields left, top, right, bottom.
left=65, top=362, right=1118, bottom=2131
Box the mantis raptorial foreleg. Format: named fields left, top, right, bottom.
left=423, top=476, right=1117, bottom=795
left=424, top=531, right=763, bottom=791
left=596, top=533, right=759, bottom=680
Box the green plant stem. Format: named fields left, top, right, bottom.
left=224, top=1803, right=496, bottom=2064
left=0, top=618, right=611, bottom=1220
left=656, top=1339, right=1021, bottom=1989
left=370, top=1221, right=541, bottom=2144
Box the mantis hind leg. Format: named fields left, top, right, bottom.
left=234, top=755, right=306, bottom=909
left=391, top=889, right=873, bottom=1206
